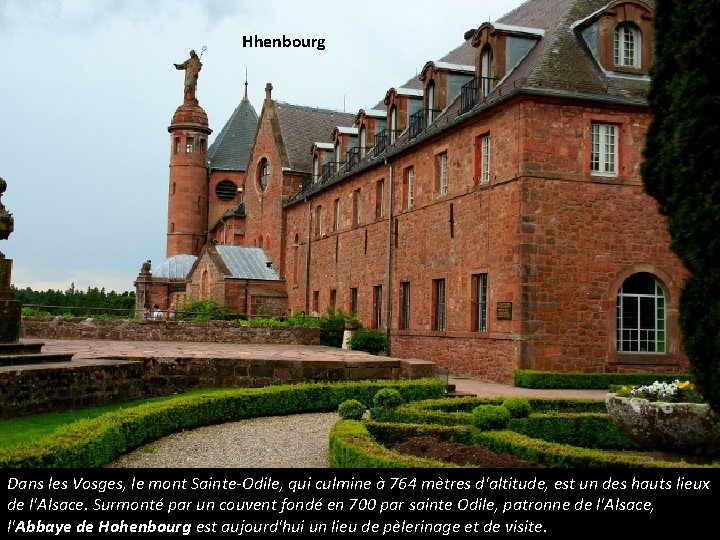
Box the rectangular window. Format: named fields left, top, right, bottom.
left=471, top=273, right=488, bottom=332
left=373, top=285, right=383, bottom=329
left=186, top=137, right=194, bottom=153
left=375, top=179, right=385, bottom=218
left=329, top=289, right=337, bottom=312
left=332, top=198, right=340, bottom=232
left=174, top=137, right=180, bottom=154
left=199, top=138, right=206, bottom=154
left=352, top=188, right=361, bottom=226
left=590, top=123, right=617, bottom=176
left=314, top=205, right=323, bottom=238
left=312, top=290, right=319, bottom=314
left=480, top=135, right=490, bottom=184
left=350, top=287, right=358, bottom=315
left=399, top=281, right=411, bottom=330
left=404, top=167, right=414, bottom=209
left=436, top=152, right=448, bottom=195
left=432, top=278, right=446, bottom=331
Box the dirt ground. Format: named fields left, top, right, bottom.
left=394, top=436, right=546, bottom=468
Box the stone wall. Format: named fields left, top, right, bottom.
left=20, top=316, right=320, bottom=345
left=0, top=351, right=434, bottom=419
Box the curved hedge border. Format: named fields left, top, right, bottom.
left=0, top=378, right=444, bottom=468
left=328, top=396, right=719, bottom=469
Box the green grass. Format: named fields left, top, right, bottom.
left=0, top=392, right=213, bottom=451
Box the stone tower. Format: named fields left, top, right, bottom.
left=166, top=50, right=212, bottom=257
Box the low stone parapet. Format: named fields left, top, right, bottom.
left=20, top=316, right=320, bottom=345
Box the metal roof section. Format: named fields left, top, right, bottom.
left=432, top=61, right=475, bottom=72
left=207, top=97, right=259, bottom=171
left=314, top=142, right=335, bottom=150
left=365, top=109, right=387, bottom=117
left=215, top=245, right=282, bottom=280
left=336, top=126, right=359, bottom=135
left=154, top=254, right=197, bottom=279
left=396, top=88, right=424, bottom=97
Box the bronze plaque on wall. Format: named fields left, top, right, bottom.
left=496, top=302, right=512, bottom=320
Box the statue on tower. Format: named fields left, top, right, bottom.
left=174, top=49, right=203, bottom=102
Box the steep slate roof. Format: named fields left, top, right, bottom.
left=286, top=0, right=654, bottom=205
left=274, top=103, right=355, bottom=173
left=207, top=96, right=259, bottom=171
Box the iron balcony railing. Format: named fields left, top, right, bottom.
left=343, top=147, right=360, bottom=172
left=459, top=76, right=498, bottom=115
left=373, top=129, right=401, bottom=156
left=408, top=108, right=442, bottom=139
left=320, top=162, right=337, bottom=183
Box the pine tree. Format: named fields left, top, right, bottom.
left=641, top=0, right=720, bottom=412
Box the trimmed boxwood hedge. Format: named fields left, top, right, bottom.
left=0, top=378, right=444, bottom=468
left=513, top=370, right=694, bottom=389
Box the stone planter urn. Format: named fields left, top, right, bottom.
left=606, top=393, right=720, bottom=456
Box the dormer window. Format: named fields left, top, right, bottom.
left=359, top=126, right=367, bottom=157
left=426, top=82, right=436, bottom=123
left=389, top=106, right=398, bottom=143
left=614, top=23, right=641, bottom=68
left=334, top=141, right=341, bottom=171
left=577, top=1, right=653, bottom=75
left=480, top=45, right=494, bottom=97
left=312, top=155, right=320, bottom=183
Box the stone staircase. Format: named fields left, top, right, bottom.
left=0, top=341, right=74, bottom=366
left=444, top=382, right=476, bottom=398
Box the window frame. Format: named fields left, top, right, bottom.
left=432, top=278, right=446, bottom=332
left=471, top=273, right=488, bottom=332
left=405, top=167, right=414, bottom=209
left=614, top=23, right=641, bottom=69
left=616, top=273, right=666, bottom=354
left=258, top=158, right=270, bottom=190
left=436, top=152, right=448, bottom=196
left=590, top=122, right=618, bottom=176
left=399, top=281, right=411, bottom=330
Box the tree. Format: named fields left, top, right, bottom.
left=641, top=0, right=720, bottom=412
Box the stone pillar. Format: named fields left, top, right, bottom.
left=0, top=176, right=20, bottom=343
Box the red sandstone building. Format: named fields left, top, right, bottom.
left=137, top=0, right=688, bottom=382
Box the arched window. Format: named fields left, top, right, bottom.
left=312, top=155, right=319, bottom=183
left=257, top=158, right=270, bottom=191
left=616, top=273, right=665, bottom=353
left=389, top=107, right=398, bottom=143
left=359, top=126, right=367, bottom=157
left=426, top=81, right=436, bottom=123
left=334, top=141, right=341, bottom=171
left=481, top=45, right=494, bottom=96
left=614, top=23, right=641, bottom=68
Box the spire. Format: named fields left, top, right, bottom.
left=243, top=66, right=248, bottom=101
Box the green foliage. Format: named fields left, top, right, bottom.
left=349, top=328, right=388, bottom=355
left=513, top=370, right=694, bottom=389
left=338, top=399, right=366, bottom=420
left=502, top=398, right=531, bottom=419
left=373, top=388, right=403, bottom=409
left=319, top=308, right=358, bottom=347
left=471, top=404, right=510, bottom=430
left=13, top=284, right=135, bottom=318
left=21, top=307, right=51, bottom=317
left=640, top=0, right=720, bottom=413
left=176, top=299, right=228, bottom=321
left=0, top=378, right=445, bottom=467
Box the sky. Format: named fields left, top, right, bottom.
left=0, top=0, right=525, bottom=294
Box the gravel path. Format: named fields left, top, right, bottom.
left=107, top=413, right=339, bottom=468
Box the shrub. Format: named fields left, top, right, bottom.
left=176, top=299, right=227, bottom=321
left=472, top=405, right=510, bottom=430
left=349, top=328, right=388, bottom=355
left=502, top=398, right=532, bottom=419
left=373, top=388, right=403, bottom=409
left=338, top=399, right=366, bottom=420
left=319, top=308, right=358, bottom=347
